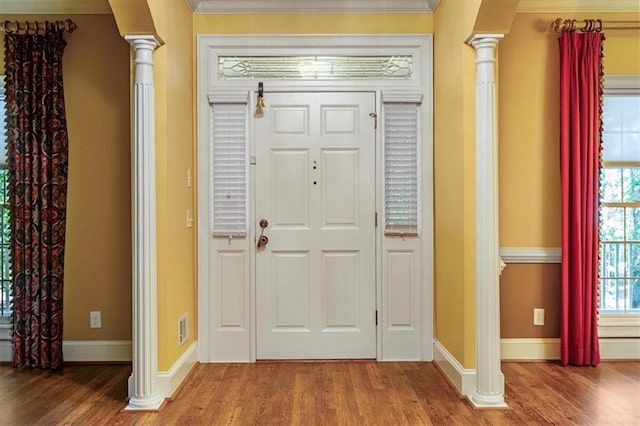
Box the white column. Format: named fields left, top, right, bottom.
left=125, top=35, right=163, bottom=411
left=468, top=34, right=507, bottom=408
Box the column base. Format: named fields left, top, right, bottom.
left=470, top=391, right=508, bottom=408
left=125, top=394, right=164, bottom=411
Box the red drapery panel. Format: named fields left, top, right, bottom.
left=559, top=31, right=604, bottom=366
left=4, top=29, right=69, bottom=369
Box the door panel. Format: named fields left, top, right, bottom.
left=256, top=92, right=376, bottom=359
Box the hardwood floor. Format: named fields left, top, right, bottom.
left=0, top=361, right=638, bottom=425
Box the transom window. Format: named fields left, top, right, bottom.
left=218, top=56, right=413, bottom=80
left=599, top=76, right=640, bottom=336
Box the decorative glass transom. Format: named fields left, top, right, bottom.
left=218, top=56, right=413, bottom=80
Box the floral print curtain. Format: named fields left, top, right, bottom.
left=4, top=28, right=69, bottom=369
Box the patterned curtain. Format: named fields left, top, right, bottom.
left=4, top=29, right=69, bottom=369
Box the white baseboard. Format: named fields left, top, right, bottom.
left=64, top=340, right=132, bottom=362
left=501, top=338, right=560, bottom=360
left=0, top=340, right=132, bottom=363
left=501, top=338, right=640, bottom=360
left=433, top=339, right=476, bottom=396
left=0, top=340, right=11, bottom=362
left=128, top=341, right=199, bottom=401
left=601, top=339, right=640, bottom=359
left=157, top=342, right=198, bottom=399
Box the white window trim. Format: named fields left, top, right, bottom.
left=599, top=74, right=640, bottom=338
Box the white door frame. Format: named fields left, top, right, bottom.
left=197, top=34, right=434, bottom=362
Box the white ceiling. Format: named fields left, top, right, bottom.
left=0, top=0, right=638, bottom=14
left=186, top=0, right=440, bottom=13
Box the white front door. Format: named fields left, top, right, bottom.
left=255, top=92, right=377, bottom=359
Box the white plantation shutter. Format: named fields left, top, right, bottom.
left=211, top=103, right=248, bottom=237
left=384, top=101, right=419, bottom=235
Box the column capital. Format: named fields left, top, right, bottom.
left=124, top=34, right=164, bottom=50
left=466, top=33, right=504, bottom=50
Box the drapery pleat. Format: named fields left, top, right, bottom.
left=559, top=31, right=604, bottom=366
left=4, top=30, right=69, bottom=369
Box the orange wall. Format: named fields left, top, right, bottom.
left=1, top=14, right=132, bottom=340
left=498, top=12, right=640, bottom=338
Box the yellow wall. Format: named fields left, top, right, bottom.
left=499, top=12, right=640, bottom=248
left=498, top=12, right=640, bottom=338
left=193, top=13, right=433, bottom=33
left=1, top=14, right=132, bottom=340
left=146, top=0, right=196, bottom=371
left=433, top=0, right=481, bottom=368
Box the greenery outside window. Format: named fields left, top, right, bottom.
left=599, top=75, right=640, bottom=337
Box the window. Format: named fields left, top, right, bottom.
left=599, top=75, right=640, bottom=337
left=384, top=101, right=419, bottom=235
left=0, top=75, right=11, bottom=342
left=218, top=56, right=413, bottom=80
left=211, top=102, right=248, bottom=237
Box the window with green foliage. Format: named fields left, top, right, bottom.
left=599, top=79, right=640, bottom=335
left=0, top=77, right=9, bottom=318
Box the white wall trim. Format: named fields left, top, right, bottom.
left=499, top=247, right=561, bottom=263
left=500, top=338, right=561, bottom=360
left=0, top=340, right=11, bottom=362
left=501, top=338, right=640, bottom=360
left=604, top=75, right=640, bottom=95
left=157, top=342, right=199, bottom=400
left=433, top=339, right=476, bottom=397
left=517, top=0, right=640, bottom=13
left=0, top=340, right=132, bottom=363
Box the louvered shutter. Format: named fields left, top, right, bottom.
left=384, top=102, right=419, bottom=235
left=211, top=103, right=248, bottom=237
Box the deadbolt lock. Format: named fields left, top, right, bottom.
left=257, top=219, right=269, bottom=248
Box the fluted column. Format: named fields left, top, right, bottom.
left=468, top=34, right=507, bottom=408
left=125, top=35, right=163, bottom=411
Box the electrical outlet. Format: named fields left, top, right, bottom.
left=90, top=311, right=102, bottom=328
left=187, top=169, right=192, bottom=188
left=533, top=308, right=545, bottom=326
left=186, top=210, right=193, bottom=228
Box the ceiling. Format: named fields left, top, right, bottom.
left=0, top=0, right=638, bottom=14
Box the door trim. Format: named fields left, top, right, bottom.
left=197, top=34, right=433, bottom=362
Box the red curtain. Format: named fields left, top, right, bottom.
left=4, top=29, right=69, bottom=369
left=559, top=31, right=604, bottom=366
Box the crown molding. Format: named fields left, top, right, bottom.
left=188, top=0, right=440, bottom=14
left=517, top=0, right=640, bottom=13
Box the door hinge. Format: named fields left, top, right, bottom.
left=369, top=112, right=378, bottom=129
left=375, top=310, right=378, bottom=326
left=375, top=212, right=378, bottom=227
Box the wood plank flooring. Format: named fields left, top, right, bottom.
left=0, top=361, right=638, bottom=425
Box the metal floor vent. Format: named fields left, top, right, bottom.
left=178, top=314, right=189, bottom=346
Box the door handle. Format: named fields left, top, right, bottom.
left=257, top=219, right=269, bottom=248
